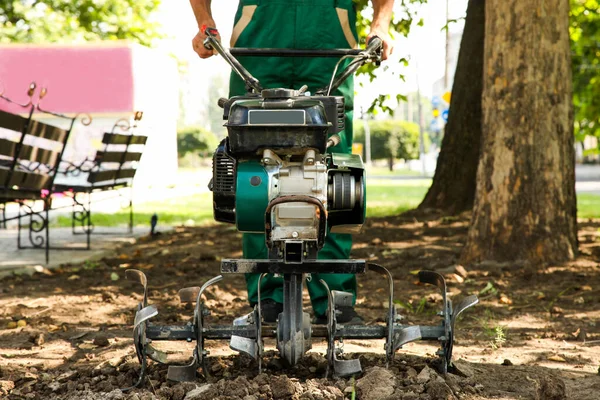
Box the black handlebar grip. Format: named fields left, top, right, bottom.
left=365, top=36, right=383, bottom=56
left=217, top=98, right=228, bottom=108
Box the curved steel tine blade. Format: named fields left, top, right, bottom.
left=230, top=336, right=258, bottom=359
left=146, top=344, right=169, bottom=364
left=333, top=357, right=362, bottom=378
left=367, top=263, right=395, bottom=366
left=179, top=287, right=201, bottom=304
left=167, top=353, right=198, bottom=382
left=332, top=291, right=353, bottom=308
left=319, top=279, right=335, bottom=378
left=256, top=274, right=267, bottom=374
left=134, top=305, right=158, bottom=329
left=451, top=295, right=479, bottom=328
left=418, top=270, right=446, bottom=292
left=126, top=269, right=147, bottom=286
left=393, top=326, right=422, bottom=352
left=127, top=269, right=149, bottom=307
left=418, top=270, right=448, bottom=313
left=196, top=275, right=223, bottom=304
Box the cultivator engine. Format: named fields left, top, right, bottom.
left=124, top=28, right=478, bottom=389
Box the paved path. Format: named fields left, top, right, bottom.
left=0, top=226, right=150, bottom=278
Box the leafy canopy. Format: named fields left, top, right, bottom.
left=0, top=0, right=162, bottom=46
left=570, top=0, right=600, bottom=145
left=354, top=0, right=427, bottom=114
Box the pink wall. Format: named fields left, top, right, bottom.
left=0, top=44, right=134, bottom=115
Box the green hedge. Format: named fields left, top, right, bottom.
left=353, top=120, right=428, bottom=164
left=177, top=126, right=219, bottom=158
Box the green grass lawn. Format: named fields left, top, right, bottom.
left=56, top=179, right=600, bottom=227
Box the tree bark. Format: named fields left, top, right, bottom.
left=417, top=0, right=485, bottom=215
left=461, top=0, right=577, bottom=265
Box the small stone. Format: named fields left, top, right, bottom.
left=93, top=334, right=110, bottom=347
left=309, top=366, right=317, bottom=373
left=48, top=381, right=61, bottom=392
left=243, top=396, right=258, bottom=400
left=502, top=359, right=513, bottom=366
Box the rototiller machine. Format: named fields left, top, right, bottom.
left=124, top=28, right=478, bottom=388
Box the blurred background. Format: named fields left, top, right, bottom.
left=1, top=0, right=598, bottom=229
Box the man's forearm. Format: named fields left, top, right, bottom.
left=190, top=0, right=213, bottom=27
left=371, top=0, right=394, bottom=32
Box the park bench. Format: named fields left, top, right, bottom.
left=53, top=112, right=146, bottom=248
left=0, top=84, right=85, bottom=263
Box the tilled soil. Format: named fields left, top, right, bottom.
left=1, top=213, right=600, bottom=399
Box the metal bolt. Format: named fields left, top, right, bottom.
left=186, top=338, right=192, bottom=343
left=292, top=232, right=299, bottom=238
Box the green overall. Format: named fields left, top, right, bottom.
left=228, top=0, right=358, bottom=318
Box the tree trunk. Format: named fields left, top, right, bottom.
left=461, top=0, right=577, bottom=265
left=417, top=0, right=485, bottom=215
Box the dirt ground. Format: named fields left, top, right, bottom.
left=1, top=213, right=600, bottom=399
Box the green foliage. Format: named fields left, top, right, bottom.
left=0, top=0, right=162, bottom=46
left=353, top=120, right=425, bottom=162
left=570, top=0, right=600, bottom=142
left=177, top=126, right=219, bottom=158
left=354, top=0, right=427, bottom=114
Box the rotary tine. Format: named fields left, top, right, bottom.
left=320, top=280, right=362, bottom=378
left=367, top=263, right=396, bottom=366
left=445, top=294, right=479, bottom=371
left=418, top=270, right=453, bottom=374
left=123, top=270, right=159, bottom=390
left=167, top=276, right=223, bottom=382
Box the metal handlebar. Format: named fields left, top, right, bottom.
left=202, top=26, right=382, bottom=96
left=203, top=26, right=263, bottom=93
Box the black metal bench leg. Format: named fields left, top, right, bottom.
left=45, top=203, right=49, bottom=265
left=71, top=197, right=76, bottom=234
left=86, top=193, right=91, bottom=250
left=17, top=202, right=23, bottom=249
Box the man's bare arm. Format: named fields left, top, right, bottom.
left=190, top=0, right=220, bottom=58
left=369, top=0, right=394, bottom=60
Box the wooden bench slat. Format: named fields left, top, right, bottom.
left=0, top=138, right=61, bottom=166
left=27, top=120, right=68, bottom=143
left=88, top=168, right=137, bottom=184
left=0, top=109, right=28, bottom=133
left=102, top=133, right=147, bottom=145
left=0, top=138, right=18, bottom=158
left=95, top=151, right=142, bottom=163
left=0, top=167, right=50, bottom=191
